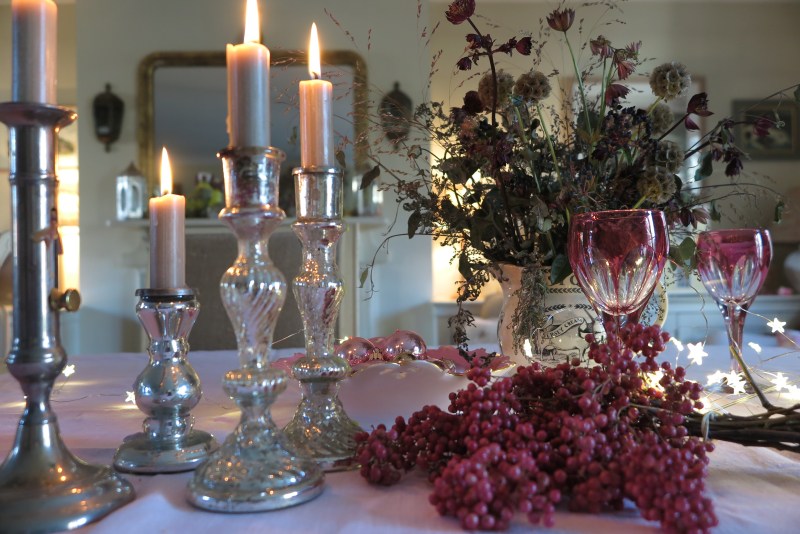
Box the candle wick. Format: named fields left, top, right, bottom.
left=312, top=73, right=321, bottom=80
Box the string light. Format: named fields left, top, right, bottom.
left=767, top=317, right=786, bottom=334
left=772, top=372, right=789, bottom=392
left=706, top=370, right=726, bottom=388
left=62, top=364, right=76, bottom=377
left=677, top=310, right=800, bottom=407
left=644, top=369, right=665, bottom=392
left=125, top=391, right=136, bottom=404
left=725, top=372, right=747, bottom=395
left=686, top=343, right=708, bottom=366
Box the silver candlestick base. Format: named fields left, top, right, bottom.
left=187, top=146, right=323, bottom=512
left=284, top=167, right=362, bottom=471
left=114, top=288, right=217, bottom=473
left=0, top=102, right=134, bottom=532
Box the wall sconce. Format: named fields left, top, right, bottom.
left=93, top=83, right=124, bottom=152
left=380, top=82, right=412, bottom=144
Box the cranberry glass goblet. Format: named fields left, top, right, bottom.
left=696, top=229, right=772, bottom=376
left=568, top=209, right=669, bottom=331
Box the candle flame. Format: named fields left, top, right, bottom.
left=309, top=22, right=321, bottom=79
left=244, top=0, right=260, bottom=44
left=160, top=147, right=173, bottom=196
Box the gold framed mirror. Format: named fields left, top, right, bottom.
left=136, top=49, right=368, bottom=204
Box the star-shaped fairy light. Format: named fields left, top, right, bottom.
left=62, top=364, right=76, bottom=377
left=125, top=391, right=136, bottom=404
left=706, top=370, right=727, bottom=387
left=772, top=372, right=789, bottom=392
left=767, top=317, right=787, bottom=334
left=726, top=372, right=747, bottom=395
left=670, top=338, right=684, bottom=352
left=644, top=369, right=665, bottom=392
left=686, top=343, right=708, bottom=366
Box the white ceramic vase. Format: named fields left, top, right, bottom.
left=495, top=263, right=667, bottom=368
left=495, top=264, right=600, bottom=368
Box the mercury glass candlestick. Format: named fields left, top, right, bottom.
left=114, top=288, right=217, bottom=473
left=284, top=167, right=363, bottom=470
left=187, top=146, right=323, bottom=512
left=0, top=102, right=134, bottom=531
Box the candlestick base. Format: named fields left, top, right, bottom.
left=114, top=288, right=218, bottom=474
left=0, top=449, right=135, bottom=533
left=284, top=357, right=363, bottom=471
left=186, top=367, right=324, bottom=512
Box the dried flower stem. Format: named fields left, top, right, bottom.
left=564, top=34, right=593, bottom=139
left=467, top=18, right=499, bottom=127
left=536, top=104, right=562, bottom=178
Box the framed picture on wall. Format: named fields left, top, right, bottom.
left=732, top=100, right=800, bottom=160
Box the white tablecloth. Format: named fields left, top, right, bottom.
left=1, top=344, right=799, bottom=533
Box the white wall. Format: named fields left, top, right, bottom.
left=72, top=0, right=433, bottom=353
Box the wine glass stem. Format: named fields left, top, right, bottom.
left=600, top=309, right=642, bottom=333
left=723, top=302, right=775, bottom=409
left=723, top=303, right=745, bottom=375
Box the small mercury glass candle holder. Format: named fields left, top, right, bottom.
left=283, top=167, right=363, bottom=471
left=113, top=288, right=217, bottom=473
left=187, top=147, right=323, bottom=512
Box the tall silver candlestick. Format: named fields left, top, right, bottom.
left=114, top=288, right=217, bottom=473
left=187, top=147, right=323, bottom=512
left=284, top=167, right=362, bottom=470
left=0, top=102, right=134, bottom=532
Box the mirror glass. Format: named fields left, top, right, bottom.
left=137, top=50, right=367, bottom=216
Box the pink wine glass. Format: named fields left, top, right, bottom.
left=568, top=209, right=669, bottom=331
left=696, top=229, right=772, bottom=375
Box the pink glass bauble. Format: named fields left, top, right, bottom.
left=335, top=337, right=379, bottom=366
left=381, top=330, right=427, bottom=361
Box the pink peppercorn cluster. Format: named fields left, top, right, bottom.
left=355, top=322, right=718, bottom=532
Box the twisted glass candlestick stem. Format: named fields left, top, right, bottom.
left=187, top=147, right=323, bottom=512
left=284, top=168, right=363, bottom=471
left=114, top=288, right=217, bottom=473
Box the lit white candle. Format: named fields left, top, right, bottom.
left=299, top=23, right=334, bottom=168
left=12, top=0, right=57, bottom=104
left=226, top=0, right=270, bottom=147
left=149, top=148, right=186, bottom=289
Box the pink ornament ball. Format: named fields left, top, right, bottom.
left=335, top=337, right=380, bottom=366
left=381, top=330, right=427, bottom=361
